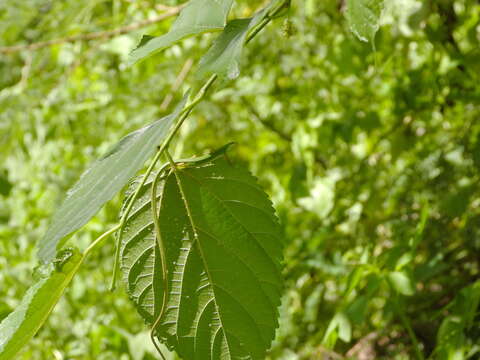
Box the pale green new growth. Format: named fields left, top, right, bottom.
left=0, top=249, right=82, bottom=360
left=129, top=0, right=234, bottom=65
left=346, top=0, right=383, bottom=44
left=120, top=152, right=283, bottom=359
left=37, top=97, right=186, bottom=263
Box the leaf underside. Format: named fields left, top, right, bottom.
left=37, top=96, right=187, bottom=263
left=0, top=249, right=82, bottom=360
left=120, top=155, right=283, bottom=359
left=129, top=0, right=234, bottom=65
left=346, top=0, right=383, bottom=43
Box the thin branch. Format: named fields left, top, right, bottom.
left=0, top=6, right=183, bottom=55
left=84, top=224, right=121, bottom=255
left=324, top=118, right=404, bottom=220
left=149, top=167, right=169, bottom=360
left=314, top=346, right=345, bottom=359
left=339, top=118, right=404, bottom=184
left=241, top=96, right=328, bottom=169
left=393, top=297, right=425, bottom=360
left=346, top=332, right=378, bottom=358
left=160, top=58, right=194, bottom=111
left=241, top=97, right=291, bottom=142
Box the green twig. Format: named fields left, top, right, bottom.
left=109, top=75, right=218, bottom=291
left=246, top=0, right=290, bottom=43
left=84, top=224, right=121, bottom=257
left=393, top=296, right=425, bottom=360
left=149, top=166, right=169, bottom=360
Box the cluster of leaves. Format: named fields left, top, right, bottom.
left=1, top=0, right=287, bottom=359
left=1, top=0, right=479, bottom=359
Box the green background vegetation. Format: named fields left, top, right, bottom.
left=1, top=0, right=479, bottom=358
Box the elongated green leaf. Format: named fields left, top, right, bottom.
left=129, top=0, right=234, bottom=65
left=198, top=11, right=266, bottom=79
left=435, top=281, right=480, bottom=359
left=37, top=96, right=187, bottom=262
left=197, top=0, right=285, bottom=79
left=346, top=0, right=383, bottom=43
left=322, top=312, right=352, bottom=348
left=0, top=249, right=82, bottom=360
left=120, top=150, right=283, bottom=359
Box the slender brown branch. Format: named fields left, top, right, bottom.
left=160, top=58, right=194, bottom=111
left=0, top=6, right=183, bottom=55
left=346, top=332, right=378, bottom=358
left=241, top=96, right=328, bottom=169
left=241, top=96, right=291, bottom=141
left=315, top=346, right=345, bottom=359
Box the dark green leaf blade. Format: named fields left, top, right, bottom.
left=346, top=0, right=383, bottom=43
left=37, top=96, right=187, bottom=262
left=120, top=153, right=284, bottom=359
left=129, top=0, right=234, bottom=65
left=197, top=9, right=268, bottom=79
left=0, top=249, right=82, bottom=360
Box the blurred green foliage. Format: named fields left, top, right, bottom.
left=1, top=0, right=479, bottom=359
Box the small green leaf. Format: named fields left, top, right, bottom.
left=197, top=0, right=285, bottom=79
left=0, top=249, right=82, bottom=360
left=388, top=271, right=415, bottom=296
left=129, top=0, right=234, bottom=65
left=344, top=266, right=366, bottom=298
left=120, top=151, right=284, bottom=359
left=346, top=0, right=383, bottom=44
left=336, top=313, right=352, bottom=343
left=322, top=312, right=352, bottom=347
left=37, top=96, right=188, bottom=263
left=198, top=9, right=267, bottom=79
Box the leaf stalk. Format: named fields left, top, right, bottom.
left=149, top=167, right=169, bottom=360
left=109, top=75, right=217, bottom=290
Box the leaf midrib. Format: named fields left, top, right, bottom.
left=175, top=166, right=280, bottom=352
left=180, top=169, right=281, bottom=283
left=169, top=167, right=236, bottom=358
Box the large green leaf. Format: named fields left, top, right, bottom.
left=37, top=97, right=187, bottom=262
left=0, top=249, right=82, bottom=360
left=129, top=0, right=234, bottom=65
left=346, top=0, right=383, bottom=43
left=120, top=151, right=283, bottom=359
